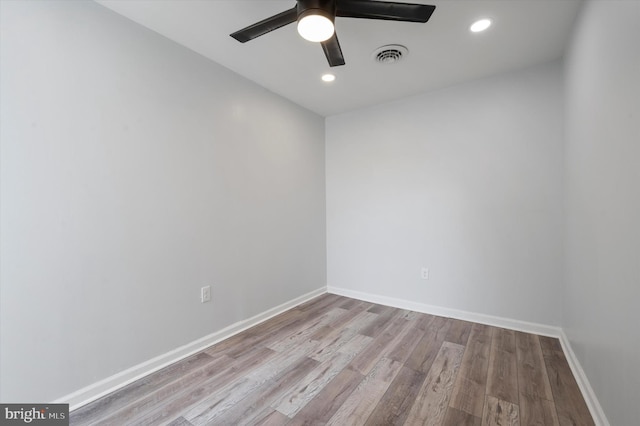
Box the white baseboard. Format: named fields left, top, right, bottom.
left=558, top=330, right=610, bottom=426
left=327, top=285, right=610, bottom=426
left=57, top=287, right=326, bottom=411
left=327, top=286, right=561, bottom=337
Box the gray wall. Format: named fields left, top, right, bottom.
left=563, top=1, right=640, bottom=425
left=326, top=61, right=564, bottom=325
left=0, top=0, right=326, bottom=402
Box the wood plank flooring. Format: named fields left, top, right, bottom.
left=70, top=294, right=594, bottom=426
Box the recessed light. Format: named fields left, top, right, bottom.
left=470, top=18, right=492, bottom=33
left=321, top=73, right=336, bottom=82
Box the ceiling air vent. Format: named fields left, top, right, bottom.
left=372, top=45, right=408, bottom=64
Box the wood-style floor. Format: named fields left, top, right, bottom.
left=70, top=293, right=594, bottom=426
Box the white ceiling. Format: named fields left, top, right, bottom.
left=96, top=0, right=582, bottom=116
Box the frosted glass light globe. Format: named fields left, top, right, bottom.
left=298, top=14, right=334, bottom=42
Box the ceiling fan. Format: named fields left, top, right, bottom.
left=230, top=0, right=436, bottom=67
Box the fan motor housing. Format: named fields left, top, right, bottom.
left=297, top=0, right=336, bottom=18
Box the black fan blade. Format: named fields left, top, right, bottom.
left=230, top=7, right=298, bottom=43
left=336, top=0, right=435, bottom=22
left=321, top=33, right=346, bottom=67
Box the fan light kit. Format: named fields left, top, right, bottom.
left=321, top=73, right=336, bottom=82
left=230, top=0, right=436, bottom=67
left=298, top=11, right=335, bottom=42
left=470, top=18, right=492, bottom=33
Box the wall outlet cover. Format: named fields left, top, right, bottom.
left=421, top=268, right=429, bottom=280
left=201, top=286, right=211, bottom=303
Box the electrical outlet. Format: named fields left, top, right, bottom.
left=421, top=267, right=429, bottom=280
left=201, top=286, right=211, bottom=303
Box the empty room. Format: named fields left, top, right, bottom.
left=1, top=0, right=638, bottom=425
